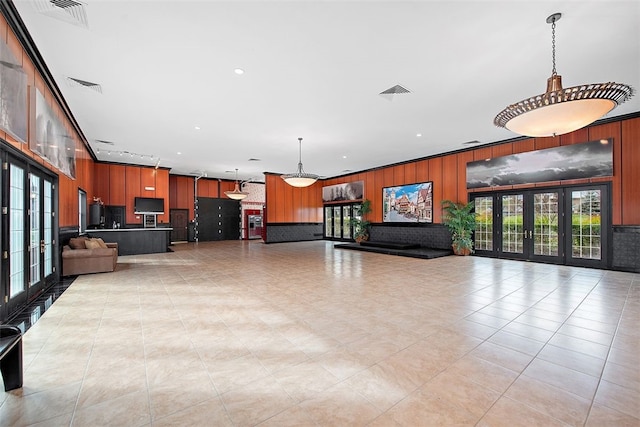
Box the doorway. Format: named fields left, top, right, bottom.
left=472, top=184, right=610, bottom=269
left=1, top=152, right=57, bottom=320
left=324, top=203, right=359, bottom=241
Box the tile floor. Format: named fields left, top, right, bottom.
left=0, top=240, right=638, bottom=426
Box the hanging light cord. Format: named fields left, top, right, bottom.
left=551, top=16, right=557, bottom=76
left=297, top=138, right=304, bottom=174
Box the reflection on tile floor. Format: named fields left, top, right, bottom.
left=1, top=240, right=638, bottom=426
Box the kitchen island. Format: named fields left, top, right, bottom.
left=86, top=228, right=173, bottom=255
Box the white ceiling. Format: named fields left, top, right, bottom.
left=12, top=0, right=640, bottom=182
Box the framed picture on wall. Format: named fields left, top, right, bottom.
left=322, top=181, right=364, bottom=203
left=382, top=181, right=433, bottom=223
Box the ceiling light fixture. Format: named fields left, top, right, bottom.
left=494, top=13, right=634, bottom=137
left=224, top=168, right=249, bottom=200
left=281, top=137, right=319, bottom=188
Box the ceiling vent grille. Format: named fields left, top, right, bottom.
left=95, top=139, right=115, bottom=145
left=380, top=84, right=411, bottom=95
left=34, top=0, right=89, bottom=28
left=67, top=77, right=102, bottom=93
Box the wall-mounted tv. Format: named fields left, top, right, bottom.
left=134, top=197, right=164, bottom=214
left=382, top=182, right=433, bottom=223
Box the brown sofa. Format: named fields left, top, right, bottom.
left=62, top=236, right=118, bottom=276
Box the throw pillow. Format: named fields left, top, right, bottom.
left=84, top=239, right=102, bottom=249
left=69, top=237, right=87, bottom=249
left=93, top=237, right=108, bottom=249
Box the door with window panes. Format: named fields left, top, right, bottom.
left=472, top=184, right=609, bottom=269
left=2, top=154, right=56, bottom=319
left=324, top=203, right=358, bottom=241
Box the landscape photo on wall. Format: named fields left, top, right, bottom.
left=466, top=139, right=613, bottom=189
left=382, top=181, right=433, bottom=223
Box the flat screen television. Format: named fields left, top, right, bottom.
left=382, top=181, right=433, bottom=223
left=134, top=197, right=164, bottom=214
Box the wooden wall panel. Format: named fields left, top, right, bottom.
left=372, top=170, right=384, bottom=223
left=140, top=168, right=156, bottom=196
left=534, top=135, right=560, bottom=150
left=620, top=118, right=640, bottom=225
left=561, top=127, right=589, bottom=146
left=94, top=163, right=110, bottom=204
left=473, top=147, right=492, bottom=161
left=415, top=159, right=429, bottom=182
left=457, top=151, right=474, bottom=202
left=109, top=165, right=126, bottom=206
left=589, top=121, right=622, bottom=225
left=393, top=165, right=405, bottom=185
left=169, top=176, right=195, bottom=221
left=383, top=167, right=394, bottom=188
left=361, top=171, right=373, bottom=212
left=442, top=154, right=458, bottom=203
left=404, top=162, right=416, bottom=184
left=429, top=157, right=443, bottom=223
left=155, top=169, right=170, bottom=224
left=512, top=138, right=535, bottom=154
left=125, top=166, right=141, bottom=225
left=492, top=143, right=513, bottom=158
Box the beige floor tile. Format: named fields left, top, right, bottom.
left=504, top=374, right=591, bottom=426
left=478, top=396, right=568, bottom=427
left=220, top=375, right=296, bottom=426
left=586, top=403, right=640, bottom=427
left=523, top=358, right=599, bottom=400
left=594, top=380, right=640, bottom=419
left=152, top=396, right=233, bottom=427
left=299, top=382, right=381, bottom=426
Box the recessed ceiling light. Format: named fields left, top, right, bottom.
left=234, top=68, right=245, bottom=75
left=194, top=126, right=200, bottom=130
left=416, top=133, right=422, bottom=137
left=177, top=152, right=182, bottom=155
left=342, top=155, right=347, bottom=159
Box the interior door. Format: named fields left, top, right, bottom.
left=170, top=209, right=188, bottom=242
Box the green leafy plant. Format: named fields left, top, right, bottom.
left=441, top=200, right=476, bottom=255
left=353, top=199, right=372, bottom=242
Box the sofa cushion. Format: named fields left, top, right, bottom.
left=69, top=237, right=88, bottom=249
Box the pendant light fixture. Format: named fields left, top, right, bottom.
left=224, top=168, right=249, bottom=200
left=494, top=13, right=634, bottom=137
left=281, top=137, right=319, bottom=188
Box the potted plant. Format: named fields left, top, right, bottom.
left=441, top=200, right=476, bottom=255
left=353, top=199, right=372, bottom=243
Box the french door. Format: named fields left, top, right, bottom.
left=472, top=184, right=609, bottom=269
left=1, top=153, right=57, bottom=320
left=324, top=203, right=358, bottom=241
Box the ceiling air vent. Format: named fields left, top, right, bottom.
left=95, top=139, right=115, bottom=145
left=67, top=77, right=102, bottom=93
left=34, top=0, right=89, bottom=28
left=462, top=140, right=482, bottom=145
left=380, top=84, right=411, bottom=95
left=248, top=158, right=261, bottom=162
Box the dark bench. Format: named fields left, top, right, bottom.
left=359, top=241, right=421, bottom=250
left=0, top=325, right=23, bottom=391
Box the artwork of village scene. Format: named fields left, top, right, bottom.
left=382, top=182, right=433, bottom=223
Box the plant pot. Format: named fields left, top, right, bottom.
left=355, top=235, right=369, bottom=243
left=452, top=246, right=471, bottom=256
